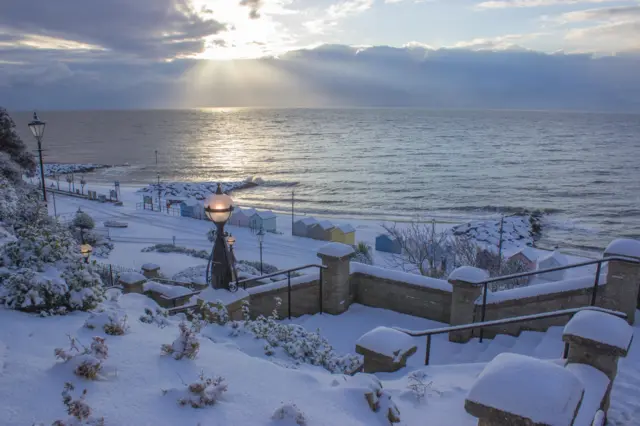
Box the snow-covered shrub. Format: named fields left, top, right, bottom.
left=139, top=307, right=169, bottom=328
left=55, top=336, right=108, bottom=380
left=0, top=268, right=69, bottom=312
left=62, top=263, right=105, bottom=311
left=0, top=108, right=36, bottom=175
left=272, top=403, right=307, bottom=425
left=405, top=371, right=441, bottom=404
left=352, top=241, right=373, bottom=265
left=0, top=175, right=18, bottom=222
left=237, top=259, right=280, bottom=275
left=72, top=209, right=95, bottom=232
left=199, top=300, right=230, bottom=326
left=141, top=244, right=209, bottom=259
left=242, top=299, right=362, bottom=374
left=161, top=322, right=200, bottom=360
left=39, top=382, right=105, bottom=426
left=85, top=310, right=129, bottom=336
left=176, top=371, right=228, bottom=408
left=206, top=228, right=216, bottom=243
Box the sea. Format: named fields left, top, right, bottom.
left=11, top=108, right=640, bottom=256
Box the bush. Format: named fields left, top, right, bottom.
left=72, top=210, right=95, bottom=231
left=162, top=322, right=200, bottom=360
left=139, top=307, right=170, bottom=328
left=62, top=263, right=105, bottom=311
left=0, top=268, right=69, bottom=312
left=39, top=382, right=105, bottom=426
left=141, top=244, right=209, bottom=259
left=177, top=371, right=228, bottom=408
left=352, top=241, right=373, bottom=265
left=0, top=175, right=18, bottom=222
left=85, top=310, right=129, bottom=336
left=272, top=403, right=307, bottom=425
left=55, top=336, right=108, bottom=380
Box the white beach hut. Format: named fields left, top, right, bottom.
left=293, top=217, right=318, bottom=238
left=230, top=208, right=256, bottom=227
left=536, top=250, right=568, bottom=281
left=249, top=210, right=277, bottom=232
left=507, top=246, right=539, bottom=271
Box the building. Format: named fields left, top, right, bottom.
left=330, top=224, right=356, bottom=245
left=249, top=210, right=277, bottom=232
left=308, top=220, right=334, bottom=241
left=537, top=251, right=568, bottom=281
left=230, top=207, right=256, bottom=227
left=375, top=234, right=402, bottom=254
left=507, top=246, right=539, bottom=271
left=293, top=217, right=318, bottom=237
left=180, top=199, right=204, bottom=219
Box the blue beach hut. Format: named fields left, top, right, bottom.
left=375, top=234, right=401, bottom=254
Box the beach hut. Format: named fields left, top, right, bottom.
left=249, top=210, right=277, bottom=232
left=293, top=217, right=318, bottom=238
left=330, top=224, right=356, bottom=245
left=536, top=250, right=568, bottom=281
left=308, top=220, right=334, bottom=241
left=180, top=199, right=203, bottom=219
left=230, top=207, right=256, bottom=227
left=508, top=246, right=538, bottom=271
left=375, top=234, right=401, bottom=254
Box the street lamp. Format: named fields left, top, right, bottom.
left=204, top=183, right=235, bottom=290
left=28, top=112, right=47, bottom=203
left=257, top=227, right=265, bottom=275
left=226, top=233, right=238, bottom=283
left=80, top=244, right=93, bottom=264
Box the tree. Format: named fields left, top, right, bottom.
left=0, top=107, right=36, bottom=181
left=382, top=220, right=449, bottom=277
left=80, top=176, right=86, bottom=194
left=73, top=209, right=95, bottom=243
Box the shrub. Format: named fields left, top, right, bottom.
left=55, top=336, right=108, bottom=380
left=352, top=241, right=373, bottom=265
left=0, top=175, right=18, bottom=222
left=85, top=310, right=129, bottom=336
left=72, top=209, right=95, bottom=232
left=141, top=244, right=209, bottom=259
left=139, top=307, right=169, bottom=328
left=1, top=220, right=78, bottom=269
left=41, top=382, right=105, bottom=426
left=272, top=403, right=307, bottom=425
left=177, top=371, right=228, bottom=408
left=0, top=268, right=69, bottom=312
left=406, top=371, right=442, bottom=404
left=62, top=263, right=105, bottom=311
left=162, top=322, right=200, bottom=360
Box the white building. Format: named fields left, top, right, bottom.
left=536, top=251, right=568, bottom=281
left=230, top=207, right=256, bottom=227
left=249, top=210, right=277, bottom=232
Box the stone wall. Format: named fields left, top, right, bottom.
left=475, top=277, right=608, bottom=337
left=247, top=274, right=321, bottom=318
left=350, top=264, right=452, bottom=323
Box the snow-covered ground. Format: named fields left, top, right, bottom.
left=42, top=179, right=594, bottom=281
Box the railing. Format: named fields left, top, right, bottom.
left=164, top=263, right=328, bottom=318
left=477, top=255, right=640, bottom=342
left=94, top=262, right=139, bottom=287
left=395, top=306, right=627, bottom=365
left=237, top=263, right=327, bottom=319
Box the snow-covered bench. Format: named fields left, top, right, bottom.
left=118, top=271, right=147, bottom=293
left=356, top=326, right=417, bottom=373
left=143, top=281, right=193, bottom=308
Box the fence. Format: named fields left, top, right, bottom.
left=135, top=203, right=181, bottom=216
left=94, top=262, right=139, bottom=287
left=475, top=255, right=640, bottom=342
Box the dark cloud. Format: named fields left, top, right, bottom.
left=240, top=0, right=263, bottom=19
left=1, top=44, right=640, bottom=111
left=0, top=0, right=226, bottom=60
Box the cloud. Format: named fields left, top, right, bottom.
left=560, top=5, right=640, bottom=22
left=327, top=0, right=375, bottom=18
left=0, top=0, right=226, bottom=61
left=477, top=0, right=620, bottom=9
left=451, top=33, right=545, bottom=50
left=240, top=0, right=263, bottom=19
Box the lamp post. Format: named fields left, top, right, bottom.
left=226, top=234, right=238, bottom=283
left=257, top=227, right=265, bottom=275
left=28, top=112, right=47, bottom=203
left=204, top=183, right=234, bottom=290
left=80, top=244, right=93, bottom=264
left=157, top=173, right=161, bottom=212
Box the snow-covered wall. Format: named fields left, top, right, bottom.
left=350, top=263, right=452, bottom=323
left=248, top=272, right=321, bottom=318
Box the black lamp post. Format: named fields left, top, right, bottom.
left=257, top=227, right=265, bottom=275
left=28, top=112, right=47, bottom=203
left=204, top=184, right=235, bottom=290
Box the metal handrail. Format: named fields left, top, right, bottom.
left=477, top=255, right=640, bottom=342
left=395, top=306, right=627, bottom=365
left=162, top=263, right=328, bottom=317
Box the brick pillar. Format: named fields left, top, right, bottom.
left=317, top=243, right=355, bottom=315
left=603, top=238, right=640, bottom=324
left=448, top=266, right=488, bottom=343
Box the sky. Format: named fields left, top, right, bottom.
left=1, top=0, right=639, bottom=110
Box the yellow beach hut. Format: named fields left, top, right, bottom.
left=330, top=224, right=356, bottom=245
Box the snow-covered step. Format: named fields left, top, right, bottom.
left=532, top=326, right=565, bottom=359
left=503, top=330, right=545, bottom=356
left=475, top=334, right=518, bottom=363
left=451, top=340, right=490, bottom=364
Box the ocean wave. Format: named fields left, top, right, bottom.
left=432, top=205, right=564, bottom=215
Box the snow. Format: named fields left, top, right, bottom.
left=317, top=242, right=355, bottom=259
left=565, top=364, right=610, bottom=426
left=452, top=215, right=535, bottom=249
left=247, top=272, right=319, bottom=294
left=511, top=246, right=538, bottom=262
left=539, top=250, right=569, bottom=266
left=355, top=326, right=416, bottom=359
left=316, top=220, right=334, bottom=230
left=604, top=238, right=640, bottom=259
left=143, top=281, right=193, bottom=298
left=297, top=217, right=318, bottom=226
left=467, top=353, right=584, bottom=426
left=137, top=180, right=258, bottom=200
left=118, top=271, right=147, bottom=285
left=448, top=266, right=489, bottom=284
left=36, top=163, right=111, bottom=177
left=141, top=263, right=160, bottom=271
left=350, top=262, right=452, bottom=292
left=481, top=275, right=606, bottom=304
left=198, top=287, right=249, bottom=304
left=563, top=310, right=633, bottom=351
